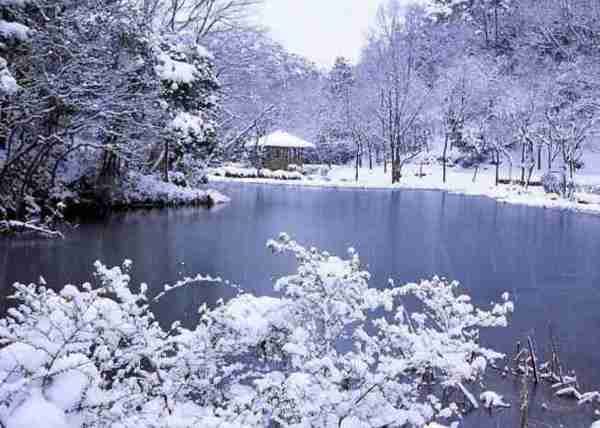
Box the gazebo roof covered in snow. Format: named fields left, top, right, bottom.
left=248, top=131, right=315, bottom=149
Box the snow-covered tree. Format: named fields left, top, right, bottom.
left=363, top=1, right=433, bottom=183
left=0, top=0, right=164, bottom=218
left=317, top=56, right=356, bottom=167
left=437, top=57, right=494, bottom=182
left=154, top=34, right=220, bottom=183
left=0, top=0, right=239, bottom=220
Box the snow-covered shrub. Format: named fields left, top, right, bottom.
left=264, top=169, right=303, bottom=180
left=0, top=234, right=513, bottom=428
left=542, top=171, right=563, bottom=194
left=220, top=166, right=303, bottom=180
left=303, top=163, right=331, bottom=177
left=287, top=163, right=302, bottom=173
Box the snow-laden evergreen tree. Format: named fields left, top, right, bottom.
left=154, top=33, right=220, bottom=184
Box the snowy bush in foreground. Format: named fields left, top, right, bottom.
left=0, top=234, right=513, bottom=428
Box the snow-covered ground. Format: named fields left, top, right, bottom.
left=209, top=162, right=600, bottom=215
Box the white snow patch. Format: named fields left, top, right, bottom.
left=196, top=44, right=213, bottom=59
left=4, top=389, right=70, bottom=428
left=0, top=0, right=33, bottom=5
left=480, top=391, right=510, bottom=409
left=0, top=343, right=46, bottom=373
left=0, top=21, right=29, bottom=41
left=222, top=294, right=287, bottom=342
left=0, top=56, right=18, bottom=95
left=156, top=53, right=197, bottom=83
left=170, top=111, right=206, bottom=140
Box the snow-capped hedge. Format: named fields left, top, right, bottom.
left=0, top=234, right=514, bottom=428
left=214, top=167, right=304, bottom=181
left=301, top=163, right=331, bottom=177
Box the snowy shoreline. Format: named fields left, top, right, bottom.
left=208, top=164, right=600, bottom=217
left=112, top=172, right=231, bottom=208
left=1, top=174, right=231, bottom=238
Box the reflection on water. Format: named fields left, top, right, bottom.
left=1, top=183, right=600, bottom=426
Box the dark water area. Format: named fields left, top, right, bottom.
left=2, top=183, right=600, bottom=427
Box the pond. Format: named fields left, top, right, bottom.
left=2, top=183, right=600, bottom=426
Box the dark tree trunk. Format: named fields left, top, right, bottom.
left=442, top=134, right=449, bottom=183
left=392, top=145, right=402, bottom=183
left=495, top=150, right=500, bottom=186
left=494, top=5, right=499, bottom=45
left=163, top=139, right=169, bottom=183
left=483, top=10, right=489, bottom=46
left=355, top=148, right=360, bottom=182
left=526, top=143, right=535, bottom=189
left=520, top=142, right=526, bottom=184
left=383, top=152, right=387, bottom=174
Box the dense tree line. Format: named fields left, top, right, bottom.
left=264, top=0, right=600, bottom=193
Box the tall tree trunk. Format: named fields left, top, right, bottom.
left=442, top=134, right=449, bottom=183
left=495, top=149, right=500, bottom=186
left=383, top=153, right=387, bottom=174
left=494, top=5, right=499, bottom=45
left=483, top=10, right=489, bottom=46
left=390, top=142, right=396, bottom=182
left=472, top=164, right=479, bottom=183
left=163, top=139, right=169, bottom=183
left=392, top=145, right=401, bottom=183
left=520, top=142, right=526, bottom=184
left=355, top=147, right=360, bottom=182
left=537, top=144, right=542, bottom=170
left=525, top=143, right=535, bottom=189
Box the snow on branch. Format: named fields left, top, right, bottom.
left=0, top=220, right=64, bottom=238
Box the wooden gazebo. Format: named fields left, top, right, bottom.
left=248, top=131, right=315, bottom=170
